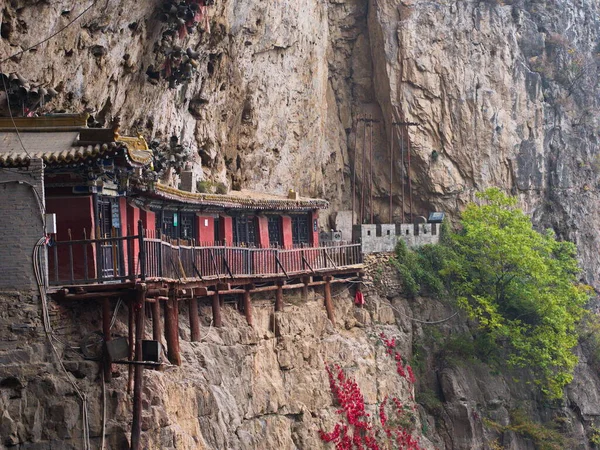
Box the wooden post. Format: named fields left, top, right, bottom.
left=244, top=286, right=253, bottom=327
left=102, top=297, right=112, bottom=383
left=151, top=300, right=162, bottom=343
left=130, top=283, right=147, bottom=450
left=324, top=277, right=335, bottom=324
left=164, top=291, right=181, bottom=365
left=275, top=281, right=284, bottom=312
left=127, top=299, right=135, bottom=394
left=212, top=291, right=222, bottom=327
left=189, top=297, right=200, bottom=341
left=302, top=276, right=310, bottom=301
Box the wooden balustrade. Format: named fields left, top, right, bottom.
left=48, top=226, right=363, bottom=286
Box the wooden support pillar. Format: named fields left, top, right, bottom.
left=189, top=297, right=201, bottom=342
left=102, top=297, right=112, bottom=383
left=131, top=283, right=147, bottom=450
left=275, top=281, right=284, bottom=312
left=127, top=299, right=135, bottom=394
left=324, top=277, right=335, bottom=324
left=164, top=291, right=181, bottom=366
left=244, top=286, right=253, bottom=327
left=212, top=291, right=222, bottom=327
left=151, top=300, right=162, bottom=343
left=302, top=276, right=310, bottom=301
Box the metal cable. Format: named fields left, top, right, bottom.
left=0, top=1, right=97, bottom=64
left=34, top=239, right=91, bottom=449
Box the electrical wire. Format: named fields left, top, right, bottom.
left=34, top=238, right=91, bottom=450
left=388, top=302, right=460, bottom=325
left=0, top=1, right=97, bottom=64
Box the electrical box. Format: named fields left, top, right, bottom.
left=45, top=213, right=57, bottom=234
left=106, top=337, right=129, bottom=361
left=142, top=340, right=162, bottom=363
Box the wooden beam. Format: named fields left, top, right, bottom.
left=216, top=282, right=230, bottom=291
left=189, top=297, right=201, bottom=342
left=147, top=288, right=168, bottom=297
left=164, top=291, right=181, bottom=365
left=244, top=286, right=253, bottom=327
left=212, top=291, right=222, bottom=327
left=282, top=283, right=305, bottom=290
left=324, top=277, right=335, bottom=324
left=63, top=291, right=128, bottom=300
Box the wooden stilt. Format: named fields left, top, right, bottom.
left=324, top=277, right=335, bottom=324
left=164, top=291, right=181, bottom=365
left=302, top=276, right=310, bottom=301
left=131, top=284, right=147, bottom=450
left=244, top=286, right=253, bottom=327
left=189, top=297, right=200, bottom=341
left=102, top=297, right=112, bottom=383
left=212, top=291, right=222, bottom=327
left=127, top=299, right=135, bottom=394
left=275, top=281, right=284, bottom=312
left=151, top=300, right=162, bottom=343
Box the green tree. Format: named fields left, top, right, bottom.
left=445, top=188, right=590, bottom=398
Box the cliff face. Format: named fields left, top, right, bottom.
left=2, top=0, right=600, bottom=448
left=3, top=1, right=599, bottom=282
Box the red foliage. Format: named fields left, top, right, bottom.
left=379, top=333, right=416, bottom=384
left=319, top=363, right=422, bottom=450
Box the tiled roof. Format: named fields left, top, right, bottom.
left=0, top=128, right=152, bottom=167
left=136, top=183, right=329, bottom=211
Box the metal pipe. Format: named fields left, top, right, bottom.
left=400, top=125, right=405, bottom=221
left=408, top=130, right=412, bottom=222
left=370, top=117, right=374, bottom=224
left=352, top=116, right=358, bottom=226
left=389, top=120, right=394, bottom=223
left=361, top=116, right=368, bottom=224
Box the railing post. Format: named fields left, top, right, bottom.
left=157, top=231, right=163, bottom=278
left=137, top=220, right=146, bottom=281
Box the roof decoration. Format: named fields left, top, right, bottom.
left=136, top=182, right=329, bottom=211
left=0, top=115, right=152, bottom=167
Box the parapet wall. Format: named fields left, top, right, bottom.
left=0, top=159, right=45, bottom=290
left=353, top=223, right=440, bottom=254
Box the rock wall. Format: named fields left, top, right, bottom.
left=3, top=262, right=600, bottom=449
left=3, top=1, right=600, bottom=283
left=0, top=286, right=433, bottom=450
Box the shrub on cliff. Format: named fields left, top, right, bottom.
left=445, top=188, right=590, bottom=398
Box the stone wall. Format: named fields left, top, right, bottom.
left=0, top=159, right=45, bottom=290
left=354, top=223, right=440, bottom=254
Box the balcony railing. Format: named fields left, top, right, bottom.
left=48, top=226, right=363, bottom=286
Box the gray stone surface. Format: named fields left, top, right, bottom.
left=0, top=159, right=45, bottom=290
